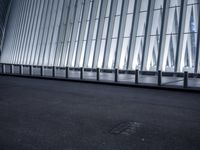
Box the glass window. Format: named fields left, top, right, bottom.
left=88, top=40, right=96, bottom=67
left=116, top=0, right=123, bottom=15
left=154, top=0, right=163, bottom=9
left=141, top=0, right=149, bottom=11
left=108, top=39, right=117, bottom=69
left=124, top=14, right=133, bottom=37
left=113, top=16, right=120, bottom=38
left=119, top=38, right=130, bottom=69
left=170, top=0, right=181, bottom=7
left=98, top=39, right=106, bottom=68
left=106, top=0, right=112, bottom=17
left=128, top=0, right=135, bottom=13
left=102, top=18, right=109, bottom=39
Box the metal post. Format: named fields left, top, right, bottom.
left=97, top=68, right=100, bottom=81
left=158, top=70, right=162, bottom=86
left=29, top=66, right=33, bottom=76
left=52, top=66, right=56, bottom=77
left=10, top=65, right=14, bottom=74
left=66, top=66, right=69, bottom=78
left=20, top=65, right=23, bottom=75
left=183, top=71, right=188, bottom=88
left=41, top=66, right=44, bottom=76
left=2, top=64, right=5, bottom=74
left=115, top=68, right=118, bottom=82
left=135, top=69, right=139, bottom=84
left=80, top=67, right=84, bottom=80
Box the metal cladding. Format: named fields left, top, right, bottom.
left=0, top=0, right=200, bottom=73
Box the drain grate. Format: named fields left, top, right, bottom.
left=110, top=121, right=141, bottom=136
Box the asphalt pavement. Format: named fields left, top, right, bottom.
left=0, top=76, right=200, bottom=150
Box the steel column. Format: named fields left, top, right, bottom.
left=141, top=0, right=156, bottom=71
left=92, top=0, right=108, bottom=68
left=103, top=0, right=118, bottom=69
left=75, top=0, right=91, bottom=67
left=114, top=0, right=129, bottom=68
left=195, top=3, right=200, bottom=73
left=157, top=0, right=170, bottom=71
left=175, top=0, right=188, bottom=72
left=67, top=0, right=84, bottom=67
left=83, top=0, right=99, bottom=67
left=127, top=0, right=142, bottom=70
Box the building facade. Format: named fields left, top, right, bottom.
left=0, top=0, right=200, bottom=73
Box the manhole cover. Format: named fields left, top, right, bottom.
left=110, top=121, right=141, bottom=136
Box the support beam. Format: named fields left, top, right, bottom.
left=33, top=0, right=49, bottom=66
left=24, top=0, right=39, bottom=65
left=59, top=0, right=77, bottom=66
left=0, top=0, right=12, bottom=61
left=53, top=0, right=71, bottom=66
left=195, top=4, right=200, bottom=73
left=103, top=0, right=118, bottom=69
left=29, top=0, right=45, bottom=65
left=37, top=0, right=54, bottom=65
left=92, top=0, right=108, bottom=68
left=39, top=0, right=55, bottom=66
left=67, top=0, right=84, bottom=67
left=127, top=0, right=142, bottom=70
left=141, top=0, right=156, bottom=71
left=175, top=0, right=188, bottom=72
left=114, top=0, right=129, bottom=68
left=11, top=0, right=25, bottom=64
left=44, top=0, right=64, bottom=66
left=157, top=0, right=170, bottom=71
left=75, top=0, right=91, bottom=67
left=83, top=0, right=99, bottom=67
left=16, top=0, right=31, bottom=64
left=21, top=0, right=35, bottom=65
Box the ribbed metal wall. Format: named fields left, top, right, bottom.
left=0, top=0, right=11, bottom=55
left=1, top=0, right=200, bottom=73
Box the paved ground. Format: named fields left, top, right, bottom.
left=0, top=76, right=200, bottom=150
